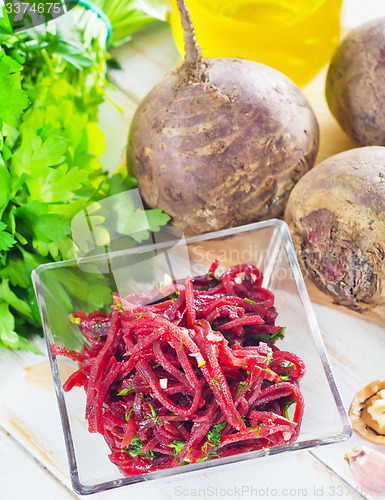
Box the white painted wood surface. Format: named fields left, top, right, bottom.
left=1, top=1, right=385, bottom=499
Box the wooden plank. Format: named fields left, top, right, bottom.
left=302, top=65, right=356, bottom=165
left=341, top=0, right=385, bottom=28
left=98, top=86, right=138, bottom=174
left=0, top=338, right=80, bottom=496
left=0, top=425, right=77, bottom=500
left=148, top=451, right=366, bottom=500
left=108, top=23, right=180, bottom=103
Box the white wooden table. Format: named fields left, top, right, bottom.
left=1, top=1, right=385, bottom=499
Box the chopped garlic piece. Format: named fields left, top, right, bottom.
left=159, top=378, right=168, bottom=389
left=189, top=351, right=206, bottom=367
left=206, top=330, right=222, bottom=342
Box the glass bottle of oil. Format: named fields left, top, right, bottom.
left=168, top=0, right=342, bottom=87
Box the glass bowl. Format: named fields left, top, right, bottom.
left=32, top=219, right=352, bottom=494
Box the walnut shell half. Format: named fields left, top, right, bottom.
left=349, top=380, right=385, bottom=445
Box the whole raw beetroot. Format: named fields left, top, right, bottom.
left=285, top=146, right=385, bottom=319
left=326, top=17, right=385, bottom=146
left=127, top=0, right=319, bottom=236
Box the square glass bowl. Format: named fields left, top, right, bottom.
left=32, top=219, right=352, bottom=494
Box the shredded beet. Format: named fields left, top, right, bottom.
left=52, top=261, right=305, bottom=475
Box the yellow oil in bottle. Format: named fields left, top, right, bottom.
left=168, top=0, right=342, bottom=87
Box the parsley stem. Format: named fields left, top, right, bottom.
left=40, top=48, right=55, bottom=77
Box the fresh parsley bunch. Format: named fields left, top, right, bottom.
left=0, top=2, right=169, bottom=353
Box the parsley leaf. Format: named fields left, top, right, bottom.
left=0, top=301, right=41, bottom=354
left=169, top=440, right=186, bottom=457
left=253, top=327, right=286, bottom=344
left=0, top=222, right=16, bottom=254
left=15, top=202, right=71, bottom=243
left=125, top=436, right=155, bottom=458
left=0, top=53, right=30, bottom=126
left=0, top=165, right=11, bottom=215
left=207, top=422, right=226, bottom=446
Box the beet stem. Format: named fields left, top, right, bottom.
left=175, top=0, right=208, bottom=80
